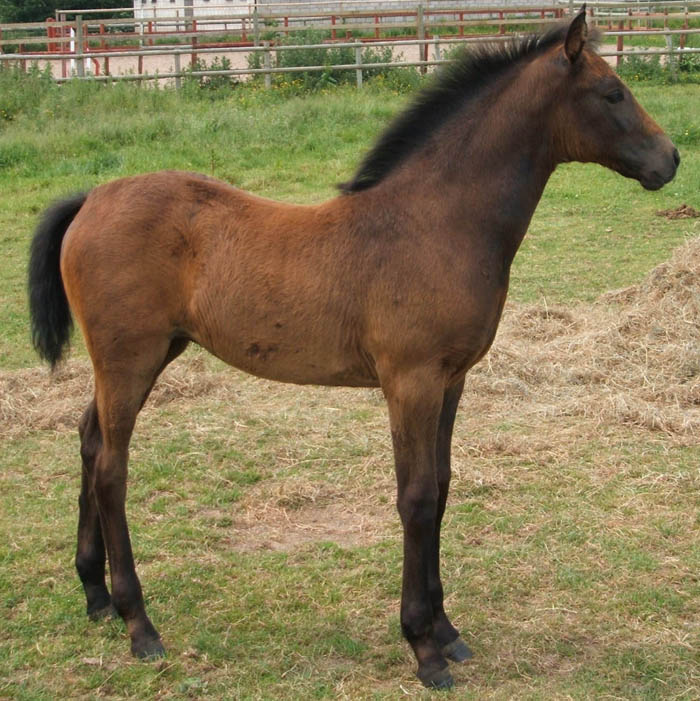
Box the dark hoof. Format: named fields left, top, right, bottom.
left=441, top=636, right=473, bottom=663
left=132, top=637, right=166, bottom=660
left=87, top=602, right=117, bottom=622
left=417, top=664, right=454, bottom=690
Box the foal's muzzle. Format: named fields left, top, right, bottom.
left=638, top=141, right=680, bottom=191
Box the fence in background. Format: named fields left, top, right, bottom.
left=0, top=1, right=698, bottom=85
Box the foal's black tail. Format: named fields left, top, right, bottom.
left=28, top=193, right=88, bottom=369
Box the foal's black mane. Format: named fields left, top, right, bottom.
left=340, top=24, right=578, bottom=194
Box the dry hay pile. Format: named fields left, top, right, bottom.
left=471, top=236, right=700, bottom=438
left=0, top=353, right=228, bottom=439
left=2, top=237, right=698, bottom=444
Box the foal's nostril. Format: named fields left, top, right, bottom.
left=673, top=148, right=681, bottom=168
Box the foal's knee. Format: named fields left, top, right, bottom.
left=397, top=488, right=439, bottom=531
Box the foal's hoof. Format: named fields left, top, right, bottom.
left=132, top=637, right=166, bottom=660
left=87, top=602, right=117, bottom=622
left=417, top=664, right=454, bottom=690
left=441, top=636, right=473, bottom=663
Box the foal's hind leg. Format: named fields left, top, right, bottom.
left=88, top=337, right=188, bottom=658
left=430, top=379, right=473, bottom=663
left=75, top=399, right=115, bottom=621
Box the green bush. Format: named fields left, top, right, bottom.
left=247, top=30, right=419, bottom=92
left=617, top=52, right=700, bottom=84
left=184, top=56, right=238, bottom=95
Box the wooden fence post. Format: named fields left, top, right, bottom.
left=174, top=52, right=181, bottom=89
left=263, top=41, right=272, bottom=89
left=253, top=7, right=260, bottom=47
left=433, top=34, right=441, bottom=63
left=417, top=4, right=426, bottom=75
left=60, top=12, right=68, bottom=79
left=665, top=32, right=677, bottom=80
left=355, top=40, right=363, bottom=88
left=75, top=15, right=84, bottom=78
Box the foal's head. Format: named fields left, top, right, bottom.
left=551, top=9, right=679, bottom=190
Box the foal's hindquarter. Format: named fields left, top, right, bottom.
left=48, top=12, right=679, bottom=691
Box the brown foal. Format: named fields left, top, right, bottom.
left=28, top=9, right=678, bottom=688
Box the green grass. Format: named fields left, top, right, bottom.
left=1, top=71, right=699, bottom=698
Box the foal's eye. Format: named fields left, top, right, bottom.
left=605, top=89, right=624, bottom=104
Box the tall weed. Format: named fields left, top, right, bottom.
left=0, top=63, right=54, bottom=124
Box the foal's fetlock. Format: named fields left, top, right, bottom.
left=83, top=585, right=115, bottom=621
left=410, top=634, right=453, bottom=689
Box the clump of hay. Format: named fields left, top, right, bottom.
left=0, top=355, right=228, bottom=439
left=476, top=237, right=700, bottom=436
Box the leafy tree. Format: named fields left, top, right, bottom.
left=0, top=0, right=126, bottom=23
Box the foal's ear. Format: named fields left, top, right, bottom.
left=565, top=5, right=588, bottom=64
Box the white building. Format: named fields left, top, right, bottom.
left=133, top=1, right=252, bottom=32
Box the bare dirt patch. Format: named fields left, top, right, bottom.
left=226, top=500, right=393, bottom=552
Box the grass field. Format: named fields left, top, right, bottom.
left=1, top=69, right=699, bottom=699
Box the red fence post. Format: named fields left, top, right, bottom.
left=331, top=15, right=336, bottom=40
left=47, top=17, right=57, bottom=53
left=617, top=21, right=624, bottom=68
left=680, top=7, right=688, bottom=49
left=191, top=20, right=198, bottom=66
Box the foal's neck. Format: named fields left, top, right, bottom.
left=449, top=65, right=559, bottom=259
left=379, top=58, right=560, bottom=264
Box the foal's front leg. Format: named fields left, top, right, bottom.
left=431, top=379, right=473, bottom=663
left=383, top=369, right=454, bottom=689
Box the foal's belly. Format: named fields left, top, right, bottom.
left=192, top=326, right=380, bottom=388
